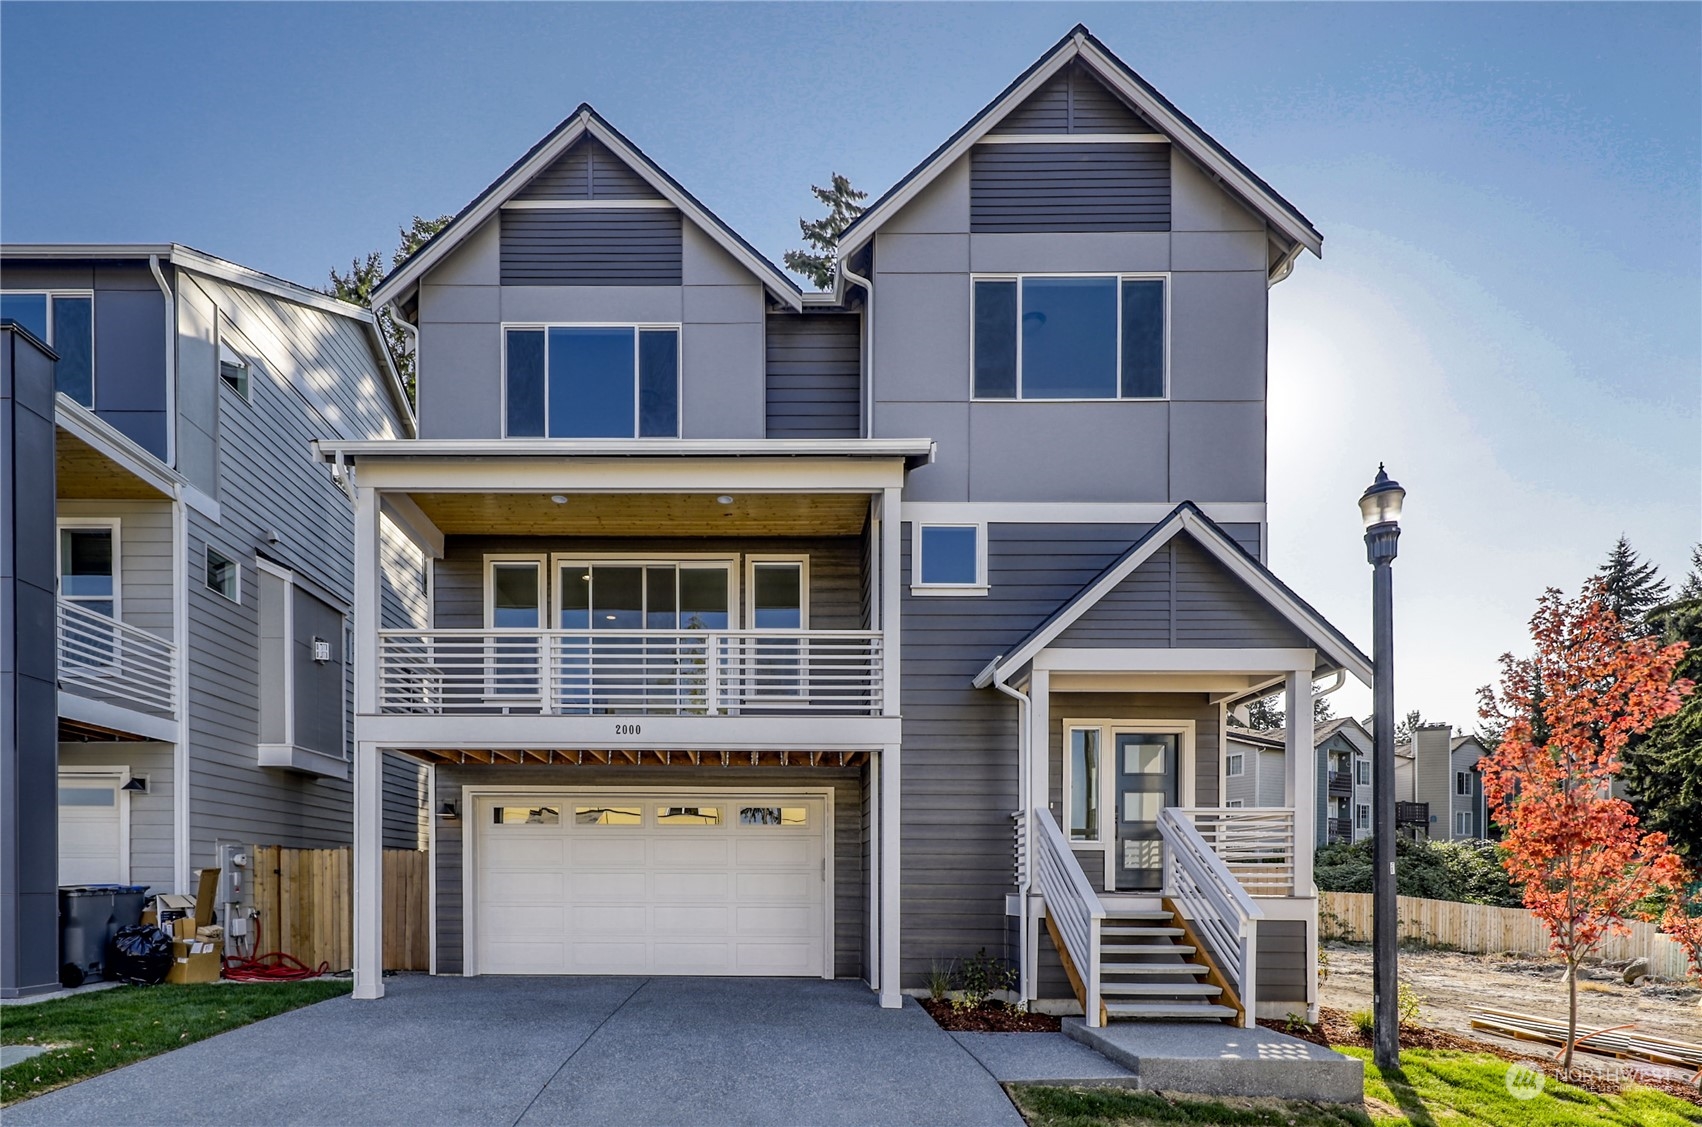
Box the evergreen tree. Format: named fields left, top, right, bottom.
left=327, top=214, right=453, bottom=403
left=1679, top=544, right=1702, bottom=602
left=1394, top=709, right=1428, bottom=742
left=782, top=174, right=866, bottom=291
left=1621, top=591, right=1702, bottom=860
left=1229, top=691, right=1332, bottom=731
left=1596, top=535, right=1669, bottom=634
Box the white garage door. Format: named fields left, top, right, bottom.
left=59, top=774, right=125, bottom=885
left=473, top=792, right=829, bottom=977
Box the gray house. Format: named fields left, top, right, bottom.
left=1, top=245, right=426, bottom=996
left=324, top=26, right=1371, bottom=1026
left=1396, top=724, right=1491, bottom=840
left=1226, top=717, right=1374, bottom=845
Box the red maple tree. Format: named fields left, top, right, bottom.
left=1659, top=878, right=1702, bottom=982
left=1478, top=580, right=1692, bottom=1068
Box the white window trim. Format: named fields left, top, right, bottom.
left=58, top=765, right=132, bottom=884
left=483, top=555, right=548, bottom=629
left=56, top=518, right=122, bottom=619
left=1356, top=803, right=1371, bottom=830
left=499, top=322, right=683, bottom=439
left=216, top=314, right=254, bottom=402
left=1454, top=810, right=1472, bottom=836
left=549, top=553, right=740, bottom=631
left=1455, top=770, right=1469, bottom=796
left=1225, top=751, right=1245, bottom=778
left=1061, top=718, right=1195, bottom=890
left=1356, top=759, right=1371, bottom=786
left=909, top=520, right=989, bottom=596
left=204, top=544, right=242, bottom=603
left=1225, top=799, right=1244, bottom=809
left=2, top=289, right=95, bottom=405
left=968, top=272, right=1170, bottom=403
left=744, top=555, right=810, bottom=631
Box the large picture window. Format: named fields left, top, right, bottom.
left=504, top=325, right=679, bottom=438
left=1, top=290, right=94, bottom=405
left=972, top=276, right=1165, bottom=400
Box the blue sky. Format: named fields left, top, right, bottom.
left=4, top=3, right=1698, bottom=726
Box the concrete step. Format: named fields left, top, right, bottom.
left=1101, top=981, right=1222, bottom=998
left=1100, top=963, right=1209, bottom=976
left=1102, top=1002, right=1240, bottom=1021
left=1101, top=943, right=1195, bottom=956
left=1102, top=926, right=1185, bottom=938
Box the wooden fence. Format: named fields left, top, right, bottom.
left=1319, top=891, right=1694, bottom=981
left=251, top=846, right=429, bottom=972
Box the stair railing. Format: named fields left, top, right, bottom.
left=1159, top=807, right=1263, bottom=1028
left=1034, top=807, right=1106, bottom=1026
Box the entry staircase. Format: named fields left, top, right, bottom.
left=1034, top=806, right=1264, bottom=1028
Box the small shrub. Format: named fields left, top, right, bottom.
left=927, top=959, right=955, bottom=1002
left=1283, top=1011, right=1311, bottom=1034
left=1350, top=1009, right=1376, bottom=1036
left=955, top=947, right=1017, bottom=1011
left=1397, top=979, right=1425, bottom=1027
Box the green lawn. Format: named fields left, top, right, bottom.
left=1, top=980, right=350, bottom=1106
left=1012, top=1050, right=1701, bottom=1127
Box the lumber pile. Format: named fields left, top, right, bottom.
left=1470, top=1007, right=1702, bottom=1070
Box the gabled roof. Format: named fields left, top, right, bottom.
left=972, top=502, right=1372, bottom=690
left=371, top=105, right=803, bottom=312
left=1225, top=728, right=1286, bottom=751
left=837, top=24, right=1322, bottom=280
left=0, top=242, right=414, bottom=435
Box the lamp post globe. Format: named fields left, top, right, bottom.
left=1362, top=463, right=1404, bottom=1072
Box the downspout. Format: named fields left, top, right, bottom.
left=148, top=255, right=176, bottom=469
left=170, top=483, right=191, bottom=893
left=992, top=674, right=1032, bottom=1005
left=839, top=261, right=874, bottom=438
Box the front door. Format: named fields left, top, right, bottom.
left=1112, top=732, right=1178, bottom=891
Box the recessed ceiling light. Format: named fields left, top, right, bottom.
left=716, top=495, right=734, bottom=505
left=549, top=494, right=568, bottom=505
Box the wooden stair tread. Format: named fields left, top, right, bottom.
left=1100, top=963, right=1209, bottom=975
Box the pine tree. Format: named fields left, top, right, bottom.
left=783, top=174, right=866, bottom=291
left=1678, top=544, right=1702, bottom=602
left=1622, top=588, right=1702, bottom=860
left=327, top=214, right=453, bottom=404
left=1596, top=536, right=1669, bottom=634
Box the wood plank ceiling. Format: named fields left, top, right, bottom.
left=407, top=491, right=870, bottom=537
left=55, top=430, right=169, bottom=500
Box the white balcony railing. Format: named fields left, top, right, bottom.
left=57, top=599, right=177, bottom=718
left=375, top=629, right=884, bottom=716
left=1160, top=807, right=1263, bottom=1028
left=1174, top=807, right=1297, bottom=897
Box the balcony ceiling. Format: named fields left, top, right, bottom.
left=407, top=491, right=871, bottom=537
left=56, top=430, right=171, bottom=500
left=400, top=748, right=870, bottom=768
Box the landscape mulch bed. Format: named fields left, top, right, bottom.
left=919, top=999, right=1061, bottom=1032
left=1259, top=1006, right=1702, bottom=1107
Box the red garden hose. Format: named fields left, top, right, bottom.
left=220, top=915, right=331, bottom=981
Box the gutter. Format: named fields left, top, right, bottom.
left=991, top=675, right=1034, bottom=1006
left=839, top=261, right=875, bottom=438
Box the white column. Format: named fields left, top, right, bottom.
left=1283, top=668, right=1314, bottom=895
left=352, top=485, right=384, bottom=1000
left=879, top=487, right=902, bottom=716
left=878, top=743, right=902, bottom=1008
left=867, top=760, right=881, bottom=992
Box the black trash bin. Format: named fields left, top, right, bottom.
left=59, top=886, right=118, bottom=987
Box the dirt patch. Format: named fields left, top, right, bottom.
left=919, top=998, right=1061, bottom=1032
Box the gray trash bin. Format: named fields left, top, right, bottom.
left=112, top=885, right=150, bottom=931
left=59, top=886, right=118, bottom=986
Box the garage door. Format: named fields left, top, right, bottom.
left=473, top=792, right=828, bottom=977
left=59, top=774, right=124, bottom=885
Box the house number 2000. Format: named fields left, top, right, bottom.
left=615, top=723, right=643, bottom=736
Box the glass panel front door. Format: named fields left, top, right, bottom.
left=1113, top=732, right=1178, bottom=891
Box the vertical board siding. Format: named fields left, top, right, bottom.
left=430, top=765, right=866, bottom=978
left=765, top=313, right=862, bottom=439
left=970, top=143, right=1171, bottom=233
left=514, top=137, right=663, bottom=202
left=432, top=535, right=867, bottom=630
left=499, top=210, right=683, bottom=286
left=988, top=61, right=1156, bottom=135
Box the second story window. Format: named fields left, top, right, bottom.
left=972, top=275, right=1165, bottom=400
left=504, top=325, right=679, bottom=438
left=1, top=290, right=94, bottom=406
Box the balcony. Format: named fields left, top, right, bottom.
left=375, top=628, right=884, bottom=716
left=57, top=598, right=177, bottom=732
left=1327, top=770, right=1353, bottom=795
left=1328, top=816, right=1354, bottom=843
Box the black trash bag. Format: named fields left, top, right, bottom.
left=109, top=925, right=175, bottom=985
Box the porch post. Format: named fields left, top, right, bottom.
left=1283, top=668, right=1314, bottom=896
left=352, top=484, right=384, bottom=1000
left=878, top=743, right=902, bottom=1008
left=879, top=487, right=901, bottom=716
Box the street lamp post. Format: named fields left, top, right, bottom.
left=1360, top=464, right=1405, bottom=1073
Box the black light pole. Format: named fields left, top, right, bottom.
left=1360, top=464, right=1405, bottom=1072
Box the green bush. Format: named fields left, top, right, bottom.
left=1314, top=835, right=1521, bottom=906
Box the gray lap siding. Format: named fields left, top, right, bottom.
left=431, top=764, right=867, bottom=978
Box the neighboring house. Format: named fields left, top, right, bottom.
left=1395, top=724, right=1491, bottom=840
left=0, top=245, right=427, bottom=996
left=322, top=25, right=1370, bottom=1027
left=1225, top=717, right=1373, bottom=844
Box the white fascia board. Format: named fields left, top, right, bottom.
left=58, top=692, right=178, bottom=744
left=169, top=247, right=377, bottom=321
left=355, top=712, right=902, bottom=751
left=1035, top=648, right=1317, bottom=673
left=903, top=501, right=1266, bottom=526
left=314, top=437, right=934, bottom=460
left=54, top=394, right=183, bottom=497
left=371, top=114, right=803, bottom=313
left=379, top=492, right=446, bottom=559
left=344, top=454, right=910, bottom=494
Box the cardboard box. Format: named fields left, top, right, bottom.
left=164, top=939, right=221, bottom=984
left=194, top=868, right=219, bottom=927
left=196, top=925, right=224, bottom=942
left=171, top=917, right=197, bottom=940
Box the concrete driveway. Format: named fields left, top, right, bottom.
left=6, top=976, right=1028, bottom=1127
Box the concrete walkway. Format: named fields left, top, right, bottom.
left=6, top=976, right=1029, bottom=1127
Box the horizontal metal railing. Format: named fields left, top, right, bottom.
left=1160, top=807, right=1263, bottom=1028
left=375, top=628, right=884, bottom=716
left=1034, top=807, right=1105, bottom=1026
left=57, top=599, right=177, bottom=717
left=1173, top=807, right=1297, bottom=897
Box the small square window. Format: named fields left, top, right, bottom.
left=1356, top=804, right=1371, bottom=829
left=1225, top=752, right=1245, bottom=778
left=205, top=547, right=240, bottom=602
left=915, top=524, right=983, bottom=591
left=219, top=343, right=250, bottom=398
